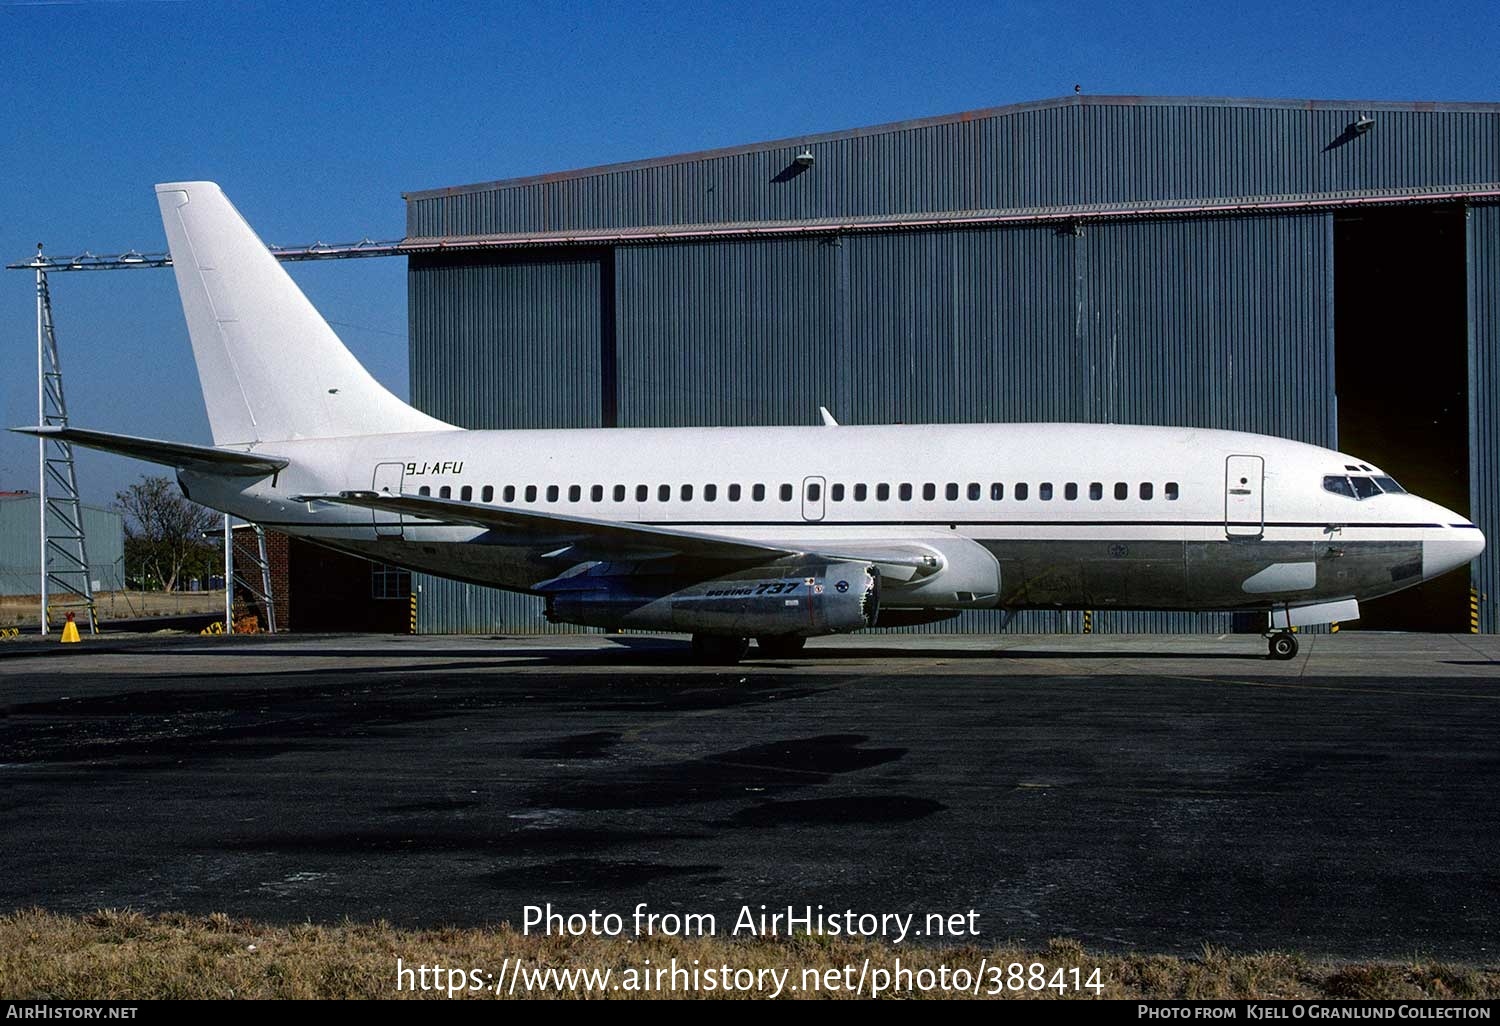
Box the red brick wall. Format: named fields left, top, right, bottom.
left=230, top=528, right=291, bottom=631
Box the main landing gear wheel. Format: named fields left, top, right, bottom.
left=691, top=634, right=750, bottom=664
left=756, top=635, right=807, bottom=658
left=1267, top=632, right=1299, bottom=660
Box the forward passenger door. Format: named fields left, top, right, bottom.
left=1224, top=455, right=1264, bottom=538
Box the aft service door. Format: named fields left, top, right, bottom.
left=802, top=476, right=826, bottom=522
left=1224, top=455, right=1264, bottom=538
left=372, top=462, right=405, bottom=538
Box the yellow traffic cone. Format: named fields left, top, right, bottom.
left=61, top=612, right=81, bottom=644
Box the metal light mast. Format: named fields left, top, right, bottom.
left=33, top=250, right=98, bottom=634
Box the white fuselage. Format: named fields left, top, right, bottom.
left=182, top=421, right=1482, bottom=618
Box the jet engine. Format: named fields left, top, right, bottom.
left=544, top=561, right=880, bottom=636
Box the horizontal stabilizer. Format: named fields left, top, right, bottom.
left=10, top=426, right=288, bottom=476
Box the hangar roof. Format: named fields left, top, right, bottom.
left=406, top=94, right=1500, bottom=202
left=403, top=94, right=1500, bottom=243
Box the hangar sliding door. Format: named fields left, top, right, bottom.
left=408, top=250, right=608, bottom=633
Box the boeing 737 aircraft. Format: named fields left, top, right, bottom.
left=14, top=182, right=1485, bottom=661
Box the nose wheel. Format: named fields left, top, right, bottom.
left=1267, top=632, right=1299, bottom=660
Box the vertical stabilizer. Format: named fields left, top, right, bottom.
left=156, top=181, right=451, bottom=445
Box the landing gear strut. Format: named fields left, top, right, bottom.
left=691, top=634, right=750, bottom=664
left=1267, top=632, right=1299, bottom=660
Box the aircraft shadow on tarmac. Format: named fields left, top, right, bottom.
left=3, top=634, right=1279, bottom=665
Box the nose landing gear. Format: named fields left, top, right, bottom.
left=1267, top=631, right=1299, bottom=660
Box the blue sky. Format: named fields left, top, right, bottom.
left=1, top=0, right=1497, bottom=505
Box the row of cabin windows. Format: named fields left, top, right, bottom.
left=415, top=480, right=1182, bottom=504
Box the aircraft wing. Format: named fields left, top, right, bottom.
left=297, top=490, right=940, bottom=574
left=10, top=426, right=288, bottom=476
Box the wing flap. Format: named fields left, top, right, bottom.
left=296, top=490, right=797, bottom=562
left=10, top=426, right=288, bottom=476
left=297, top=490, right=944, bottom=574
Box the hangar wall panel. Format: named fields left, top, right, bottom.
left=407, top=253, right=605, bottom=633
left=1470, top=203, right=1500, bottom=634
left=407, top=253, right=605, bottom=428
left=407, top=98, right=1500, bottom=238
left=0, top=497, right=125, bottom=597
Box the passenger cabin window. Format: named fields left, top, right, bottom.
left=1015, top=483, right=1029, bottom=501
left=636, top=485, right=648, bottom=502
left=923, top=483, right=936, bottom=501
left=591, top=485, right=603, bottom=502
left=854, top=484, right=867, bottom=501
left=1063, top=483, right=1077, bottom=501
left=460, top=485, right=472, bottom=502
left=968, top=483, right=981, bottom=501
left=614, top=485, right=626, bottom=502
left=418, top=486, right=431, bottom=496
left=482, top=485, right=494, bottom=503
left=503, top=485, right=515, bottom=502
left=990, top=483, right=1003, bottom=500
left=1039, top=483, right=1053, bottom=500
left=831, top=483, right=845, bottom=501
left=753, top=484, right=766, bottom=501
left=945, top=483, right=958, bottom=501
left=780, top=484, right=793, bottom=502
left=525, top=485, right=537, bottom=502
left=705, top=484, right=717, bottom=501
left=658, top=484, right=670, bottom=501
left=899, top=483, right=912, bottom=501
left=729, top=484, right=742, bottom=501
left=1114, top=482, right=1128, bottom=500
left=1089, top=482, right=1102, bottom=500
left=807, top=482, right=822, bottom=501
left=568, top=485, right=581, bottom=502
left=546, top=485, right=559, bottom=502
left=682, top=484, right=694, bottom=501
left=1165, top=482, right=1179, bottom=500
left=440, top=485, right=452, bottom=499
left=1140, top=483, right=1153, bottom=500
left=877, top=483, right=891, bottom=501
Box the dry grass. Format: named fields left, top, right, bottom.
left=0, top=590, right=225, bottom=628
left=0, top=909, right=1495, bottom=1000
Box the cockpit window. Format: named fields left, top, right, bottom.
left=1323, top=476, right=1356, bottom=498
left=1325, top=473, right=1399, bottom=500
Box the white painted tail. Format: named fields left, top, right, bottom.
left=156, top=181, right=451, bottom=445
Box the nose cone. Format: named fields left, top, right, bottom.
left=1422, top=528, right=1486, bottom=581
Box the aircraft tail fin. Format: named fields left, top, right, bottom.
left=155, top=181, right=451, bottom=446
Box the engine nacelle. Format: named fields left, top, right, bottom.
left=545, top=561, right=880, bottom=636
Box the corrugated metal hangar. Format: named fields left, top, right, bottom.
left=398, top=94, right=1500, bottom=635
left=0, top=492, right=124, bottom=598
